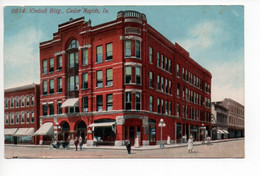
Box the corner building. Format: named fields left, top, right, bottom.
left=38, top=10, right=212, bottom=146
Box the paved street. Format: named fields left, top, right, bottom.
left=5, top=139, right=244, bottom=159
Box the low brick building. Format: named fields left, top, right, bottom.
left=4, top=83, right=40, bottom=144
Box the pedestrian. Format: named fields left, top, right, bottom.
left=79, top=136, right=83, bottom=151
left=125, top=139, right=131, bottom=154
left=85, top=136, right=88, bottom=146
left=74, top=136, right=79, bottom=151
left=188, top=135, right=193, bottom=153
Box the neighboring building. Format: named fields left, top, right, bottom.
left=36, top=10, right=212, bottom=146
left=4, top=83, right=40, bottom=144
left=211, top=102, right=229, bottom=140
left=219, top=98, right=244, bottom=138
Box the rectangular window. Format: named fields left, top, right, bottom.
left=5, top=115, right=9, bottom=124
left=183, top=105, right=185, bottom=117
left=149, top=47, right=153, bottom=63
left=82, top=48, right=88, bottom=65
left=176, top=64, right=180, bottom=77
left=67, top=52, right=79, bottom=69
left=161, top=77, right=164, bottom=91
left=106, top=43, right=113, bottom=61
left=149, top=96, right=153, bottom=112
left=96, top=71, right=103, bottom=88
left=125, top=66, right=132, bottom=84
left=177, top=83, right=180, bottom=97
left=83, top=97, right=88, bottom=112
left=43, top=60, right=47, bottom=74
left=75, top=75, right=79, bottom=90
left=5, top=99, right=8, bottom=108
left=135, top=40, right=140, bottom=58
left=157, top=75, right=160, bottom=90
left=165, top=57, right=168, bottom=70
left=149, top=72, right=153, bottom=88
left=31, top=96, right=34, bottom=106
left=168, top=60, right=172, bottom=72
left=49, top=104, right=54, bottom=115
left=57, top=77, right=62, bottom=93
left=161, top=99, right=164, bottom=114
left=49, top=58, right=54, bottom=73
left=157, top=52, right=160, bottom=67
left=106, top=69, right=113, bottom=86
left=43, top=81, right=47, bottom=95
left=169, top=81, right=171, bottom=94
left=165, top=101, right=168, bottom=114
left=10, top=98, right=14, bottom=108
left=21, top=114, right=24, bottom=124
left=169, top=102, right=172, bottom=115
left=125, top=92, right=132, bottom=110
left=135, top=67, right=141, bottom=85
left=176, top=104, right=180, bottom=116
left=49, top=79, right=54, bottom=94
left=69, top=76, right=74, bottom=91
left=165, top=79, right=168, bottom=93
left=182, top=68, right=185, bottom=79
left=58, top=102, right=62, bottom=114
left=31, top=112, right=34, bottom=123
left=58, top=55, right=62, bottom=70
left=10, top=114, right=14, bottom=124
left=16, top=98, right=19, bottom=108
left=83, top=73, right=88, bottom=89
left=97, top=95, right=103, bottom=112
left=136, top=93, right=141, bottom=110
left=21, top=97, right=25, bottom=107
left=157, top=98, right=160, bottom=113
left=125, top=40, right=131, bottom=57
left=161, top=55, right=164, bottom=69
left=106, top=94, right=113, bottom=111
left=16, top=114, right=19, bottom=124
left=26, top=97, right=30, bottom=106
left=26, top=112, right=30, bottom=123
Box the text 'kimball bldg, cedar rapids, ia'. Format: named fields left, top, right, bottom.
left=5, top=10, right=214, bottom=146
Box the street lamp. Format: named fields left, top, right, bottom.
left=158, top=118, right=166, bottom=148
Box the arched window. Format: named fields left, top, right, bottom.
left=68, top=39, right=79, bottom=49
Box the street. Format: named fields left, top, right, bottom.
left=5, top=139, right=244, bottom=159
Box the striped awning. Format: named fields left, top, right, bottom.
left=61, top=98, right=79, bottom=107
left=15, top=128, right=35, bottom=136
left=33, top=122, right=53, bottom=136
left=4, top=128, right=18, bottom=135
left=217, top=130, right=224, bottom=134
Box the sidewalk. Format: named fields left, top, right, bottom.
left=5, top=137, right=244, bottom=150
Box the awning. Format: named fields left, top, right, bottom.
left=88, top=122, right=116, bottom=133
left=14, top=128, right=35, bottom=136
left=61, top=98, right=79, bottom=108
left=217, top=129, right=224, bottom=134
left=88, top=122, right=116, bottom=128
left=33, top=122, right=54, bottom=136
left=222, top=130, right=229, bottom=134
left=4, top=128, right=18, bottom=135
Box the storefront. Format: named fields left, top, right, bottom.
left=125, top=118, right=142, bottom=146
left=148, top=119, right=156, bottom=145
left=89, top=119, right=116, bottom=145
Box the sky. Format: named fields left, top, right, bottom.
left=4, top=5, right=244, bottom=105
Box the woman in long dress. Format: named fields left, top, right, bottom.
left=188, top=135, right=193, bottom=153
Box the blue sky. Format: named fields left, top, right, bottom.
left=4, top=5, right=244, bottom=104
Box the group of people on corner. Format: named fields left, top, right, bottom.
left=74, top=136, right=86, bottom=151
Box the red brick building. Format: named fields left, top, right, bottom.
left=37, top=10, right=211, bottom=146
left=4, top=83, right=40, bottom=145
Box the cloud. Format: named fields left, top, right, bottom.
left=4, top=27, right=42, bottom=89
left=179, top=21, right=227, bottom=51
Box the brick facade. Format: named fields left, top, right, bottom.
left=38, top=10, right=212, bottom=146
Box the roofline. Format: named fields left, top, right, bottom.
left=5, top=83, right=39, bottom=93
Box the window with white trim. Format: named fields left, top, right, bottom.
left=149, top=96, right=153, bottom=112
left=97, top=95, right=103, bottom=112
left=10, top=114, right=14, bottom=124
left=82, top=73, right=88, bottom=89
left=106, top=69, right=113, bottom=86
left=125, top=92, right=132, bottom=110
left=125, top=66, right=132, bottom=84
left=135, top=67, right=141, bottom=85
left=136, top=93, right=141, bottom=110
left=106, top=94, right=113, bottom=111
left=16, top=113, right=19, bottom=124
left=57, top=77, right=62, bottom=93
left=31, top=96, right=34, bottom=106
left=149, top=47, right=153, bottom=63
left=82, top=48, right=88, bottom=65
left=49, top=58, right=54, bottom=73
left=5, top=114, right=9, bottom=124
left=49, top=79, right=54, bottom=94
left=96, top=45, right=103, bottom=63
left=5, top=99, right=8, bottom=109
left=31, top=112, right=34, bottom=123
left=149, top=72, right=153, bottom=88
left=96, top=71, right=103, bottom=88
left=57, top=55, right=62, bottom=70
left=42, top=60, right=47, bottom=74
left=16, top=98, right=19, bottom=108
left=26, top=112, right=30, bottom=123
left=10, top=98, right=14, bottom=108
left=106, top=43, right=113, bottom=61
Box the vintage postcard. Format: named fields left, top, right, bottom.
left=3, top=5, right=244, bottom=160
